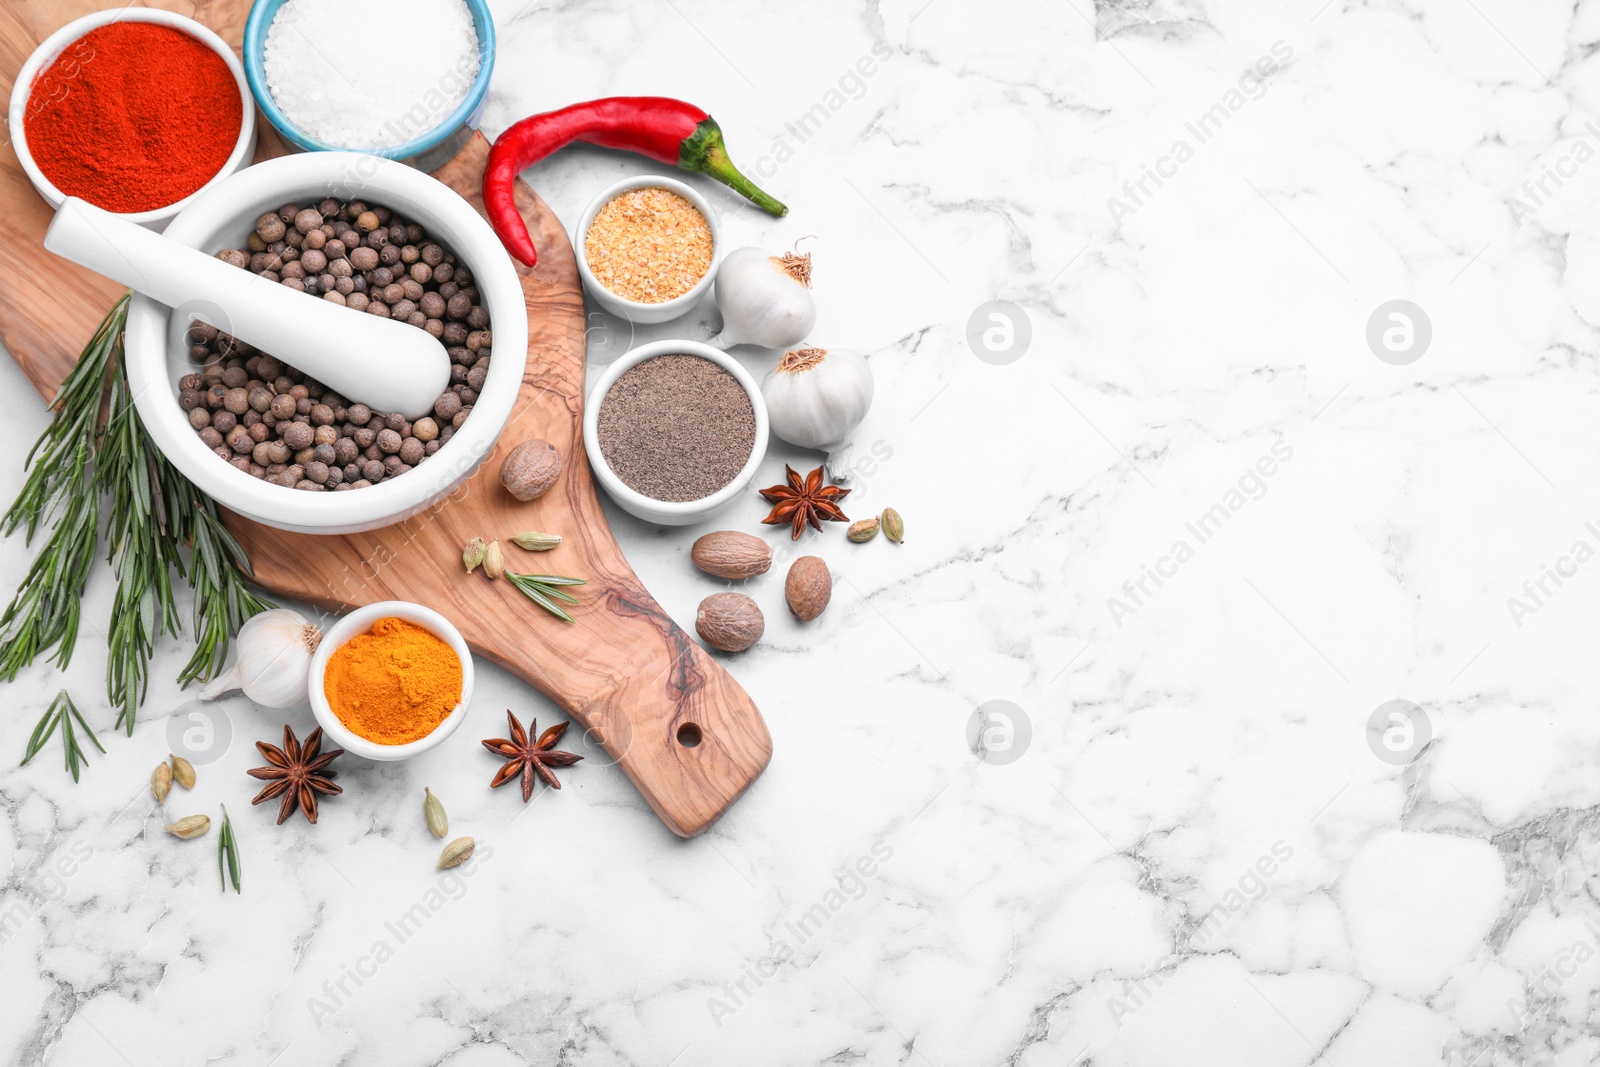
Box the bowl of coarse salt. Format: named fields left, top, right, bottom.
left=243, top=0, right=495, bottom=166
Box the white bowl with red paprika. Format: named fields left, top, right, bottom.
left=8, top=8, right=257, bottom=228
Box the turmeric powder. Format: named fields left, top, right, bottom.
left=324, top=617, right=462, bottom=745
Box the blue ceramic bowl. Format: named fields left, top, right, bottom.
left=243, top=0, right=495, bottom=163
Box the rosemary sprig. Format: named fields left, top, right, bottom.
left=21, top=690, right=105, bottom=782
left=2, top=294, right=272, bottom=744
left=217, top=804, right=241, bottom=894
left=505, top=572, right=585, bottom=623
left=0, top=295, right=127, bottom=678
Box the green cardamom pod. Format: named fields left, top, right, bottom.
left=424, top=787, right=448, bottom=839
left=165, top=814, right=211, bottom=840
left=169, top=753, right=196, bottom=789
left=881, top=507, right=905, bottom=544
left=151, top=761, right=173, bottom=804
left=438, top=836, right=475, bottom=870
left=483, top=540, right=505, bottom=580
left=511, top=531, right=562, bottom=552
left=847, top=517, right=880, bottom=543
left=462, top=537, right=487, bottom=573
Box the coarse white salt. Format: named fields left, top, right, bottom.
left=263, top=0, right=481, bottom=151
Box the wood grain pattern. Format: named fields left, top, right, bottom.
left=0, top=1, right=771, bottom=837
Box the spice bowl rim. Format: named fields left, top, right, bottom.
left=122, top=150, right=529, bottom=535
left=242, top=0, right=496, bottom=162
left=582, top=339, right=769, bottom=526
left=7, top=7, right=258, bottom=228
left=573, top=174, right=722, bottom=325
left=308, top=600, right=475, bottom=762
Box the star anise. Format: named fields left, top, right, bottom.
left=759, top=464, right=850, bottom=540
left=482, top=710, right=583, bottom=802
left=247, top=725, right=344, bottom=825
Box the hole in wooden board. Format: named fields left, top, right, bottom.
left=676, top=722, right=702, bottom=748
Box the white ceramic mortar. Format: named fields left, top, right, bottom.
left=122, top=152, right=528, bottom=535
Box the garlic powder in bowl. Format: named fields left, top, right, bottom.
left=585, top=186, right=714, bottom=303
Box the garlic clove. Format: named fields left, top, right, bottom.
left=711, top=247, right=817, bottom=350
left=762, top=346, right=875, bottom=474
left=198, top=608, right=322, bottom=708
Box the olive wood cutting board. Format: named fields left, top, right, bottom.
left=0, top=0, right=771, bottom=837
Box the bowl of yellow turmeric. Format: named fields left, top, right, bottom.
left=309, top=600, right=474, bottom=761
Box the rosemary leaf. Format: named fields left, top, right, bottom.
left=21, top=691, right=103, bottom=782
left=505, top=572, right=585, bottom=623
left=514, top=574, right=587, bottom=587
left=178, top=502, right=272, bottom=689
left=100, top=365, right=184, bottom=734
left=218, top=804, right=241, bottom=894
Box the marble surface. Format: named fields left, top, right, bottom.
left=4, top=0, right=1599, bottom=1063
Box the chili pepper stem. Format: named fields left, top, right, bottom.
left=680, top=119, right=787, bottom=218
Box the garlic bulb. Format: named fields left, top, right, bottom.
left=711, top=248, right=816, bottom=349
left=762, top=347, right=874, bottom=478
left=199, top=609, right=323, bottom=708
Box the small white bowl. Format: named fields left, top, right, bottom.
left=309, top=601, right=475, bottom=762
left=583, top=339, right=768, bottom=526
left=574, top=175, right=720, bottom=324
left=8, top=9, right=257, bottom=228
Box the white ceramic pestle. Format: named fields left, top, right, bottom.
left=44, top=197, right=450, bottom=420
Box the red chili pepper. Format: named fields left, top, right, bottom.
left=483, top=97, right=787, bottom=267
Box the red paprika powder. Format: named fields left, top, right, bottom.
left=23, top=21, right=243, bottom=214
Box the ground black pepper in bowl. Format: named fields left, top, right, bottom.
left=181, top=196, right=492, bottom=492
left=596, top=355, right=756, bottom=502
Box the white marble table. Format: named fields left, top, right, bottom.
left=3, top=0, right=1596, bottom=1063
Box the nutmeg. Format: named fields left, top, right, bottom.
left=785, top=556, right=832, bottom=621
left=690, top=531, right=772, bottom=580
left=695, top=592, right=764, bottom=652
left=500, top=439, right=562, bottom=501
